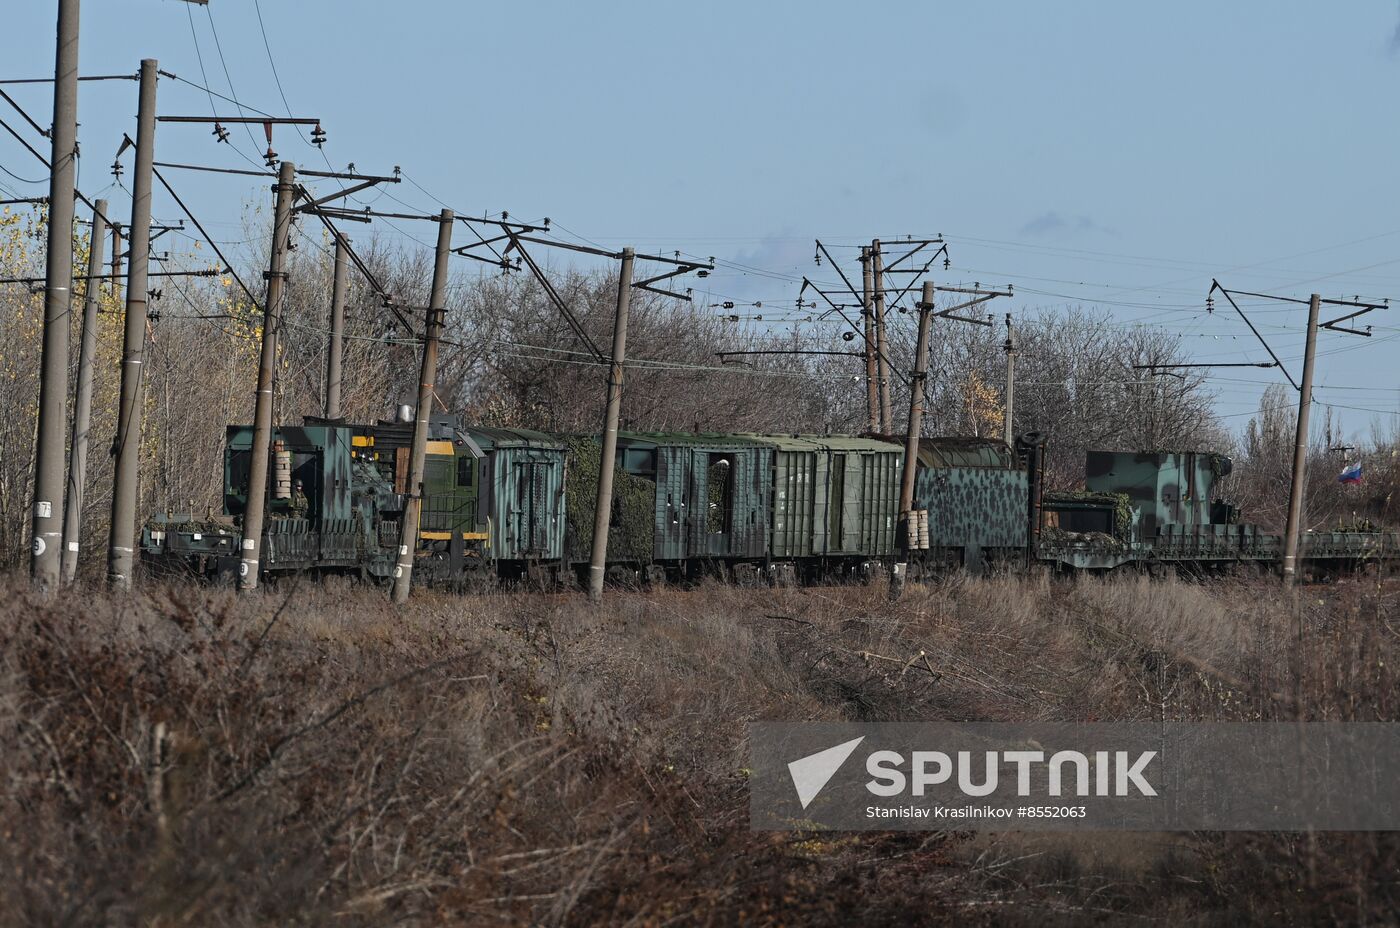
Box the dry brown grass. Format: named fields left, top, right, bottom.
left=1, top=571, right=1397, bottom=925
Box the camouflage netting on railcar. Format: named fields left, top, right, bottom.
left=707, top=461, right=729, bottom=534
left=563, top=436, right=656, bottom=565
left=1043, top=490, right=1134, bottom=539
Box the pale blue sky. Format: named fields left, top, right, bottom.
left=4, top=1, right=1399, bottom=438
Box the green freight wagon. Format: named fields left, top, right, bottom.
left=618, top=432, right=772, bottom=567
left=908, top=436, right=1029, bottom=573
left=467, top=426, right=568, bottom=573
left=558, top=432, right=771, bottom=582
left=743, top=434, right=901, bottom=577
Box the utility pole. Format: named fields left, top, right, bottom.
left=891, top=281, right=934, bottom=600
left=1282, top=293, right=1321, bottom=585
left=60, top=198, right=106, bottom=585
left=871, top=239, right=893, bottom=433
left=588, top=247, right=635, bottom=603
left=237, top=160, right=296, bottom=593
left=31, top=0, right=81, bottom=591
left=107, top=59, right=157, bottom=591
left=391, top=210, right=452, bottom=603
left=324, top=235, right=348, bottom=418
left=861, top=246, right=878, bottom=433
left=1003, top=314, right=1016, bottom=446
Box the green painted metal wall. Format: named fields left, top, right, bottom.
left=617, top=434, right=771, bottom=563
left=470, top=428, right=568, bottom=563
left=1086, top=450, right=1230, bottom=538
left=224, top=423, right=356, bottom=523
left=915, top=467, right=1028, bottom=549
left=749, top=435, right=902, bottom=558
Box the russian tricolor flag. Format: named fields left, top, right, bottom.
left=1339, top=462, right=1363, bottom=485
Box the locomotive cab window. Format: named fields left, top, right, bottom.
left=456, top=455, right=474, bottom=487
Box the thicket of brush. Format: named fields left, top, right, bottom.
left=2, top=572, right=1396, bottom=925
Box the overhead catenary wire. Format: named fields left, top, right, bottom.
left=149, top=161, right=257, bottom=312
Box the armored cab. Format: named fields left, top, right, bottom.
left=350, top=413, right=493, bottom=581
left=911, top=437, right=1028, bottom=573
left=1056, top=449, right=1277, bottom=569
left=1085, top=450, right=1231, bottom=537
left=170, top=420, right=387, bottom=578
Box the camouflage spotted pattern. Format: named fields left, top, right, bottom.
left=1085, top=450, right=1228, bottom=537
left=911, top=437, right=1028, bottom=571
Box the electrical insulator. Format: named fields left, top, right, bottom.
left=110, top=159, right=123, bottom=180
left=727, top=314, right=739, bottom=322
left=264, top=146, right=279, bottom=168
left=943, top=256, right=950, bottom=270
left=212, top=122, right=229, bottom=144
left=1205, top=295, right=1214, bottom=314
left=842, top=331, right=855, bottom=342
left=311, top=123, right=327, bottom=147
left=722, top=301, right=735, bottom=309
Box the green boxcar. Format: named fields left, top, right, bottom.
left=469, top=426, right=568, bottom=564
left=618, top=432, right=772, bottom=563
left=745, top=434, right=902, bottom=559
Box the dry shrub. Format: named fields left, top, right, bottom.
left=0, top=571, right=1396, bottom=925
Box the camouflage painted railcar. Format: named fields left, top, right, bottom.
left=904, top=436, right=1029, bottom=577
left=142, top=414, right=567, bottom=586
left=143, top=421, right=399, bottom=581
left=1039, top=449, right=1400, bottom=575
